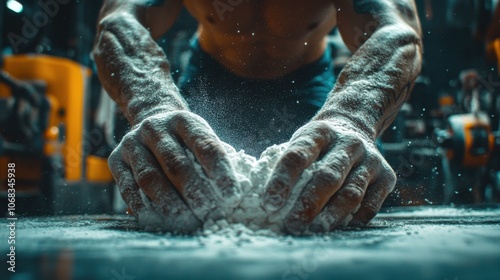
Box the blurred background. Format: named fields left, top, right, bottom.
left=1, top=0, right=500, bottom=217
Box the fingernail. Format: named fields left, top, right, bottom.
left=217, top=177, right=242, bottom=207
left=311, top=213, right=335, bottom=232
left=205, top=206, right=226, bottom=221
left=349, top=218, right=367, bottom=227
left=323, top=213, right=337, bottom=227
left=308, top=223, right=324, bottom=233
left=263, top=180, right=288, bottom=211
left=263, top=194, right=284, bottom=211
left=222, top=186, right=242, bottom=208
left=342, top=214, right=354, bottom=227
left=285, top=216, right=305, bottom=235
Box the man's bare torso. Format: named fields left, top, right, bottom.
left=182, top=0, right=337, bottom=79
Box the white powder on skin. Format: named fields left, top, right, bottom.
left=136, top=190, right=201, bottom=233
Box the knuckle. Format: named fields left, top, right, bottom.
left=135, top=166, right=158, bottom=188
left=194, top=139, right=227, bottom=166
left=336, top=150, right=351, bottom=164
left=119, top=134, right=142, bottom=161
left=341, top=184, right=365, bottom=203
left=116, top=172, right=131, bottom=188
left=137, top=118, right=169, bottom=144
left=108, top=150, right=127, bottom=180
left=347, top=135, right=363, bottom=150
left=121, top=188, right=143, bottom=214
left=326, top=150, right=352, bottom=169
left=351, top=167, right=371, bottom=185
left=165, top=153, right=191, bottom=177
left=107, top=149, right=121, bottom=169
left=365, top=153, right=381, bottom=169
left=183, top=184, right=213, bottom=213
left=380, top=160, right=397, bottom=184
left=370, top=166, right=397, bottom=197
left=312, top=120, right=334, bottom=134
left=196, top=137, right=221, bottom=154
left=168, top=111, right=212, bottom=136
left=154, top=138, right=175, bottom=157
left=169, top=110, right=192, bottom=124
left=268, top=177, right=289, bottom=195
left=140, top=116, right=166, bottom=137
left=383, top=169, right=398, bottom=192
left=140, top=117, right=156, bottom=133
left=116, top=175, right=137, bottom=202
left=120, top=132, right=137, bottom=150
left=281, top=148, right=310, bottom=167
left=290, top=137, right=316, bottom=149
left=316, top=164, right=343, bottom=184
left=293, top=121, right=333, bottom=143
left=386, top=168, right=397, bottom=184
left=119, top=182, right=134, bottom=198
left=357, top=202, right=379, bottom=222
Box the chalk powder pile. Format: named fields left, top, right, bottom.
left=137, top=142, right=325, bottom=234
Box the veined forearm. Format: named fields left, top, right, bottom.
left=315, top=24, right=422, bottom=139
left=93, top=1, right=187, bottom=126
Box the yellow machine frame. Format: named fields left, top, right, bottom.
left=0, top=55, right=112, bottom=182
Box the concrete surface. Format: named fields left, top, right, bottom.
left=1, top=205, right=500, bottom=280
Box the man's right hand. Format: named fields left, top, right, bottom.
left=93, top=1, right=242, bottom=231
left=108, top=110, right=242, bottom=232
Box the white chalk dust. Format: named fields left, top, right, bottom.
left=138, top=142, right=320, bottom=235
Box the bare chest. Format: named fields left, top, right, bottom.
left=184, top=0, right=337, bottom=38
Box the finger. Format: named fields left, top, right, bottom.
left=172, top=112, right=242, bottom=206
left=350, top=165, right=396, bottom=226
left=284, top=145, right=364, bottom=234
left=108, top=149, right=145, bottom=217
left=263, top=121, right=335, bottom=211
left=137, top=124, right=227, bottom=221
left=309, top=165, right=374, bottom=232
left=121, top=136, right=201, bottom=233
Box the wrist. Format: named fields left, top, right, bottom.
left=125, top=95, right=188, bottom=126
left=99, top=0, right=143, bottom=19
left=313, top=110, right=377, bottom=141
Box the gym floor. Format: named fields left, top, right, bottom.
left=2, top=205, right=499, bottom=280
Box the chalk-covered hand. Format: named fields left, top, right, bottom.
left=93, top=4, right=242, bottom=231
left=263, top=118, right=396, bottom=234
left=108, top=110, right=242, bottom=232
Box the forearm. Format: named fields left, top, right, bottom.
left=93, top=0, right=187, bottom=126
left=315, top=24, right=422, bottom=139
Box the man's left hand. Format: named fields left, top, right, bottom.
left=263, top=118, right=397, bottom=234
